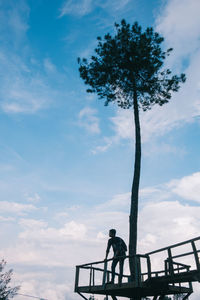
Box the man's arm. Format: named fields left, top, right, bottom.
left=105, top=239, right=111, bottom=260
left=122, top=239, right=127, bottom=252
left=119, top=238, right=127, bottom=253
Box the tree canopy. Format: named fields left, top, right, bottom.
left=78, top=19, right=185, bottom=110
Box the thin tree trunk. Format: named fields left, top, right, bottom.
left=129, top=89, right=141, bottom=287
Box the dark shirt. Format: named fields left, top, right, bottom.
left=106, top=236, right=127, bottom=257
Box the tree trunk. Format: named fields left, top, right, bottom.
left=129, top=89, right=141, bottom=285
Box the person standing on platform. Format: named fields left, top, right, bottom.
left=105, top=229, right=127, bottom=284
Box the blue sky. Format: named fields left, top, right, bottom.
left=0, top=0, right=200, bottom=299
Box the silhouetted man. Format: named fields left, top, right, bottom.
left=105, top=229, right=127, bottom=284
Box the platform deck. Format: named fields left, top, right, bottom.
left=77, top=281, right=192, bottom=298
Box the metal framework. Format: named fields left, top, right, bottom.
left=75, top=236, right=200, bottom=300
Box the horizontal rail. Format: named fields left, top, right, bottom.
left=171, top=250, right=200, bottom=260
left=146, top=236, right=200, bottom=256
left=142, top=265, right=188, bottom=277
left=167, top=261, right=191, bottom=268
left=81, top=266, right=130, bottom=278
left=81, top=266, right=104, bottom=272
left=78, top=254, right=149, bottom=268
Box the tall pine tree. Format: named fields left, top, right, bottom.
left=78, top=19, right=185, bottom=280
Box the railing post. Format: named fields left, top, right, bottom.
left=134, top=255, right=141, bottom=286
left=146, top=255, right=151, bottom=280
left=106, top=269, right=110, bottom=283
left=138, top=256, right=141, bottom=286
left=102, top=260, right=108, bottom=287
left=89, top=266, right=92, bottom=289
left=191, top=241, right=200, bottom=270
left=92, top=268, right=95, bottom=286
left=74, top=266, right=80, bottom=292
left=134, top=255, right=138, bottom=285
left=167, top=248, right=174, bottom=277
left=164, top=259, right=168, bottom=276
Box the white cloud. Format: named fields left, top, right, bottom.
left=91, top=136, right=113, bottom=154
left=59, top=0, right=130, bottom=17
left=0, top=0, right=29, bottom=46
left=26, top=193, right=41, bottom=203
left=8, top=2, right=29, bottom=41
left=139, top=186, right=171, bottom=203
left=139, top=200, right=200, bottom=253
left=13, top=269, right=77, bottom=300
left=78, top=107, right=100, bottom=134
left=97, top=192, right=130, bottom=211
left=54, top=205, right=82, bottom=220
left=111, top=109, right=133, bottom=140
left=43, top=58, right=56, bottom=73
left=91, top=109, right=133, bottom=154
left=19, top=220, right=87, bottom=242
left=19, top=218, right=47, bottom=229
left=97, top=0, right=130, bottom=13
left=0, top=201, right=36, bottom=215
left=156, top=0, right=200, bottom=61
left=169, top=172, right=200, bottom=202
left=0, top=216, right=15, bottom=222
left=140, top=172, right=200, bottom=205
left=0, top=63, right=54, bottom=114
left=0, top=2, right=58, bottom=115
left=143, top=141, right=186, bottom=157
left=59, top=221, right=87, bottom=239
left=59, top=0, right=92, bottom=17
left=54, top=211, right=69, bottom=219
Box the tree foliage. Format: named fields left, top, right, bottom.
left=0, top=260, right=19, bottom=300
left=78, top=19, right=185, bottom=111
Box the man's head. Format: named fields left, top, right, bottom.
left=109, top=229, right=116, bottom=237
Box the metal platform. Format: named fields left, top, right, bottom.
left=75, top=236, right=200, bottom=299
left=77, top=281, right=192, bottom=298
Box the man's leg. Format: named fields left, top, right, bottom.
left=111, top=258, right=118, bottom=283
left=119, top=257, right=125, bottom=284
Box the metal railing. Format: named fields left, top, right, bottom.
left=146, top=236, right=200, bottom=278
left=75, top=236, right=200, bottom=292
left=75, top=253, right=152, bottom=291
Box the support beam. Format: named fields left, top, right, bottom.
left=183, top=291, right=193, bottom=300
left=77, top=292, right=88, bottom=300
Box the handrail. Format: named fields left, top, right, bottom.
left=81, top=265, right=130, bottom=278
left=146, top=236, right=200, bottom=256
left=168, top=250, right=200, bottom=260
left=76, top=254, right=151, bottom=290
left=78, top=254, right=149, bottom=268
left=142, top=265, right=189, bottom=277
left=165, top=260, right=191, bottom=268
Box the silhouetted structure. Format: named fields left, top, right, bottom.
left=75, top=236, right=200, bottom=300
